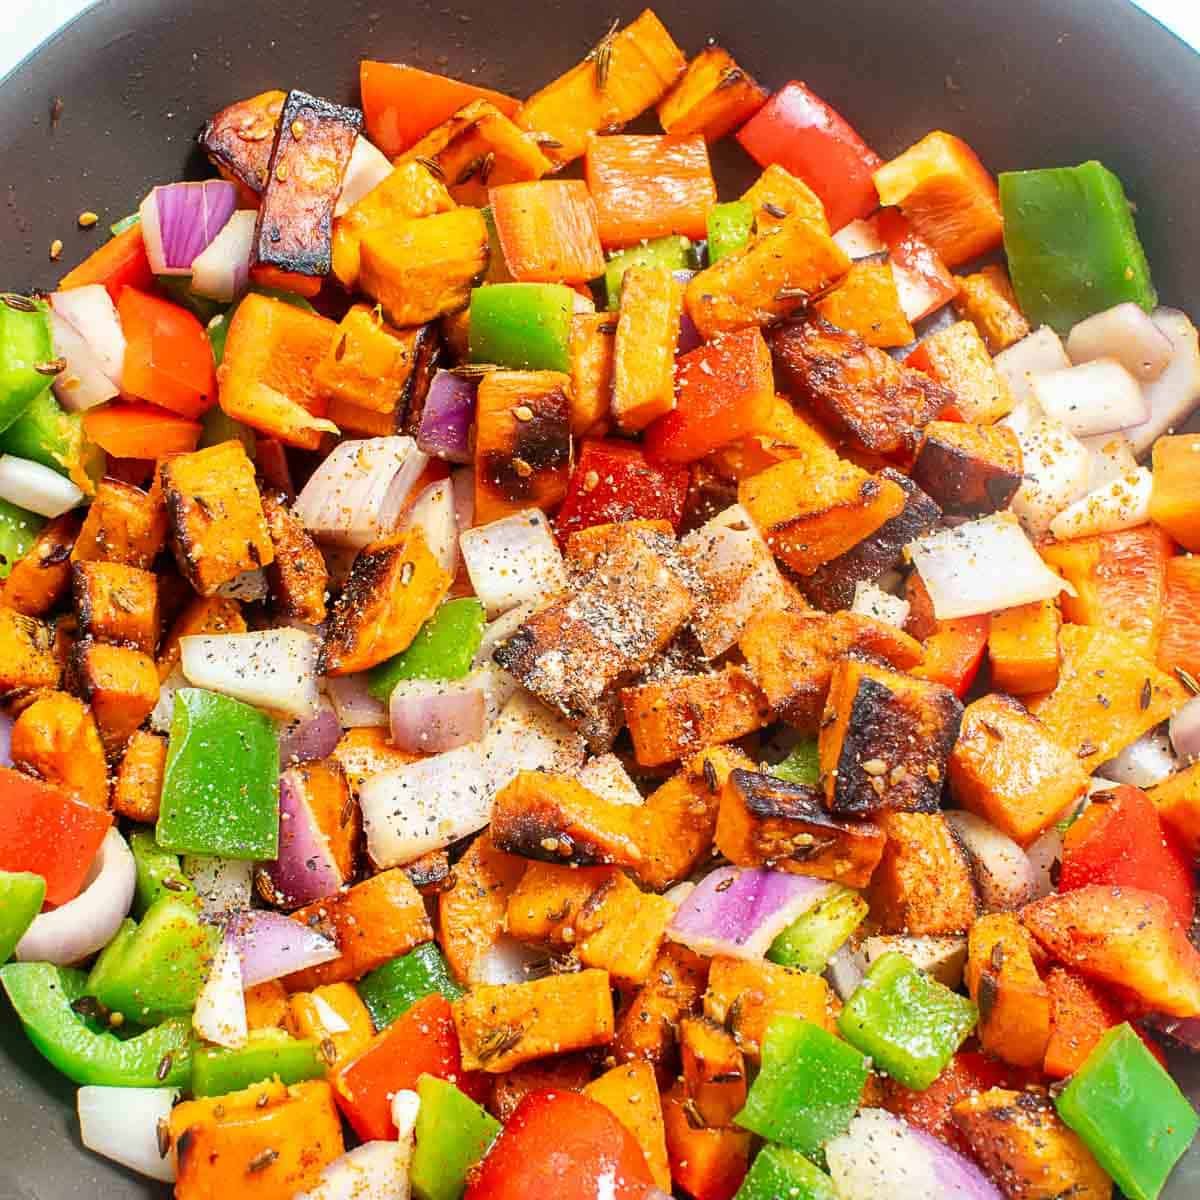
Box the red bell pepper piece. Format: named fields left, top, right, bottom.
left=912, top=613, right=990, bottom=698
left=118, top=287, right=217, bottom=420
left=555, top=439, right=690, bottom=537
left=1060, top=784, right=1195, bottom=931
left=0, top=768, right=112, bottom=906
left=872, top=209, right=959, bottom=322
left=466, top=1089, right=656, bottom=1200
left=736, top=81, right=882, bottom=231
left=57, top=225, right=154, bottom=303
left=330, top=993, right=483, bottom=1141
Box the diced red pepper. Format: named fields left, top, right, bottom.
left=57, top=225, right=154, bottom=303
left=1060, top=784, right=1195, bottom=932
left=0, top=768, right=113, bottom=906
left=330, top=994, right=484, bottom=1141
left=466, top=1089, right=655, bottom=1200
left=555, top=439, right=690, bottom=538
left=736, top=81, right=882, bottom=231
left=872, top=209, right=959, bottom=321
left=911, top=613, right=990, bottom=698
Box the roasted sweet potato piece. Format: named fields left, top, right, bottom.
left=489, top=1054, right=592, bottom=1122
left=911, top=420, right=1022, bottom=516
left=952, top=265, right=1030, bottom=355
left=199, top=89, right=286, bottom=193
left=575, top=871, right=675, bottom=987
left=949, top=694, right=1088, bottom=845
left=584, top=1061, right=672, bottom=1193
left=329, top=727, right=422, bottom=795
left=157, top=596, right=245, bottom=682
left=705, top=393, right=838, bottom=483
left=260, top=493, right=327, bottom=625
left=254, top=89, right=362, bottom=278
left=0, top=606, right=61, bottom=692
left=474, top=370, right=572, bottom=523
left=1158, top=554, right=1200, bottom=680
left=71, top=560, right=159, bottom=654
left=679, top=1016, right=748, bottom=1128
left=658, top=46, right=767, bottom=143
left=907, top=320, right=1014, bottom=424
left=612, top=266, right=683, bottom=433
left=489, top=179, right=606, bottom=285
left=1042, top=966, right=1133, bottom=1080
left=10, top=690, right=109, bottom=809
left=814, top=260, right=916, bottom=349
left=66, top=638, right=158, bottom=755
left=741, top=163, right=829, bottom=236
left=506, top=862, right=617, bottom=944
left=770, top=316, right=954, bottom=460
left=819, top=657, right=962, bottom=816
left=715, top=768, right=886, bottom=888
left=1150, top=762, right=1200, bottom=859
left=987, top=600, right=1061, bottom=695
left=72, top=478, right=167, bottom=568
left=568, top=313, right=617, bottom=436
left=1, top=513, right=78, bottom=615
left=869, top=811, right=978, bottom=935
left=113, top=729, right=167, bottom=822
left=952, top=1088, right=1111, bottom=1200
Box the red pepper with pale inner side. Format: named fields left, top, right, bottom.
left=555, top=439, right=690, bottom=537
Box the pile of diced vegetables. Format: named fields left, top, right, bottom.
left=3, top=9, right=1200, bottom=1199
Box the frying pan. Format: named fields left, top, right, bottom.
left=1, top=0, right=1199, bottom=1195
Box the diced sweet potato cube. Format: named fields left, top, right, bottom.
left=614, top=943, right=709, bottom=1082
left=679, top=1016, right=747, bottom=1127
left=612, top=266, right=683, bottom=433
left=489, top=1055, right=592, bottom=1122
left=1150, top=432, right=1200, bottom=550
left=506, top=862, right=616, bottom=944
left=584, top=1061, right=672, bottom=1193
left=952, top=265, right=1030, bottom=354
left=199, top=89, right=286, bottom=193
left=10, top=690, right=109, bottom=810
left=0, top=608, right=61, bottom=692
left=911, top=420, right=1022, bottom=516
left=814, top=260, right=915, bottom=349
left=575, top=871, right=675, bottom=987
left=72, top=560, right=159, bottom=654
left=568, top=313, right=616, bottom=435
left=906, top=320, right=1013, bottom=423
left=157, top=596, right=246, bottom=682
left=1149, top=762, right=1200, bottom=859
left=1, top=513, right=79, bottom=615
left=489, top=179, right=605, bottom=284
left=71, top=478, right=166, bottom=568
left=260, top=493, right=327, bottom=625
left=705, top=393, right=837, bottom=483
left=1158, top=555, right=1200, bottom=680
left=820, top=657, right=963, bottom=817
left=113, top=729, right=167, bottom=822
left=657, top=47, right=768, bottom=143
left=987, top=600, right=1061, bottom=695
left=66, top=638, right=159, bottom=755
left=740, top=163, right=828, bottom=235
left=329, top=728, right=421, bottom=796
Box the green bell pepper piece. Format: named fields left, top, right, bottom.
left=85, top=918, right=138, bottom=999
left=837, top=951, right=976, bottom=1091
left=1055, top=1023, right=1199, bottom=1200
left=603, top=235, right=696, bottom=308
left=0, top=497, right=43, bottom=580
left=999, top=161, right=1157, bottom=332
left=199, top=404, right=256, bottom=459
left=367, top=598, right=487, bottom=701
left=481, top=207, right=516, bottom=285
left=191, top=1030, right=327, bottom=1097
left=0, top=871, right=46, bottom=963
left=128, top=829, right=197, bottom=917
left=1, top=961, right=193, bottom=1087
left=0, top=389, right=103, bottom=489
left=735, top=1144, right=837, bottom=1200
left=207, top=287, right=317, bottom=365
left=735, top=1015, right=868, bottom=1153
left=156, top=688, right=280, bottom=860
left=770, top=739, right=820, bottom=787
left=357, top=943, right=463, bottom=1030
left=468, top=283, right=575, bottom=372
left=0, top=294, right=53, bottom=434
left=707, top=202, right=755, bottom=264
left=411, top=1074, right=502, bottom=1200
left=109, top=212, right=140, bottom=236
left=767, top=887, right=868, bottom=972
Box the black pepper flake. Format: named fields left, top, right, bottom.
left=762, top=202, right=788, bottom=220
left=156, top=1118, right=171, bottom=1158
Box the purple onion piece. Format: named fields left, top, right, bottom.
left=418, top=371, right=477, bottom=463
left=140, top=180, right=238, bottom=275
left=389, top=677, right=488, bottom=754
left=226, top=908, right=340, bottom=987
left=278, top=694, right=342, bottom=765
left=264, top=769, right=344, bottom=909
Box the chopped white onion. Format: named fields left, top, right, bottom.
left=833, top=219, right=886, bottom=260
left=400, top=477, right=458, bottom=575
left=183, top=855, right=254, bottom=922
left=392, top=1089, right=421, bottom=1146
left=1170, top=696, right=1200, bottom=764
left=908, top=513, right=1071, bottom=620
left=451, top=465, right=474, bottom=531
left=192, top=936, right=248, bottom=1050
left=334, top=137, right=395, bottom=218
left=0, top=454, right=84, bottom=517
left=890, top=261, right=947, bottom=324
left=389, top=677, right=488, bottom=753
left=78, top=1086, right=178, bottom=1183
left=325, top=672, right=389, bottom=728
left=860, top=935, right=968, bottom=989
left=994, top=326, right=1071, bottom=406
left=466, top=662, right=519, bottom=725
left=480, top=689, right=586, bottom=794
left=296, top=1139, right=413, bottom=1200
left=49, top=310, right=119, bottom=412
left=180, top=628, right=320, bottom=719
left=1080, top=432, right=1138, bottom=491
left=460, top=510, right=567, bottom=619
left=1002, top=416, right=1092, bottom=537
left=1026, top=826, right=1063, bottom=899
left=1066, top=302, right=1173, bottom=381
left=851, top=580, right=910, bottom=628
left=1124, top=308, right=1200, bottom=455
left=151, top=665, right=188, bottom=733
left=1098, top=726, right=1177, bottom=788
left=311, top=992, right=351, bottom=1035
left=1048, top=467, right=1152, bottom=540
left=190, top=209, right=255, bottom=303
left=1030, top=358, right=1148, bottom=438
left=577, top=753, right=644, bottom=806
left=50, top=285, right=125, bottom=383
left=471, top=935, right=550, bottom=986
left=945, top=810, right=1038, bottom=912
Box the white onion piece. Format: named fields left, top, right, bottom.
left=1080, top=431, right=1138, bottom=491
left=296, top=1139, right=413, bottom=1200
left=995, top=326, right=1071, bottom=406
left=460, top=510, right=567, bottom=619
left=228, top=909, right=340, bottom=987
left=400, top=478, right=458, bottom=575
left=334, top=137, right=395, bottom=218
left=1026, top=826, right=1063, bottom=899
left=193, top=936, right=247, bottom=1050
left=908, top=513, right=1071, bottom=620
left=15, top=829, right=135, bottom=965
left=49, top=311, right=119, bottom=412
left=1170, top=697, right=1200, bottom=764
left=1002, top=417, right=1092, bottom=537
left=50, top=285, right=125, bottom=383
left=78, top=1086, right=179, bottom=1183
left=190, top=209, right=255, bottom=302
left=150, top=665, right=188, bottom=733
left=577, top=753, right=644, bottom=806
left=1098, top=725, right=1177, bottom=788
left=183, top=855, right=253, bottom=921
left=1066, top=302, right=1173, bottom=381
left=0, top=455, right=84, bottom=518
left=465, top=663, right=518, bottom=726
left=1047, top=466, right=1152, bottom=540
left=861, top=935, right=968, bottom=989
left=471, top=935, right=549, bottom=986
left=1124, top=309, right=1200, bottom=455
left=825, top=944, right=867, bottom=1002
left=389, top=677, right=487, bottom=754
left=392, top=1089, right=421, bottom=1146
left=326, top=672, right=389, bottom=728
left=833, top=218, right=886, bottom=260
left=891, top=261, right=948, bottom=323
left=1031, top=359, right=1148, bottom=438
left=945, top=810, right=1037, bottom=912
left=481, top=689, right=586, bottom=794
left=851, top=580, right=910, bottom=628
left=573, top=290, right=597, bottom=314
left=311, top=992, right=351, bottom=1035
left=180, top=628, right=320, bottom=719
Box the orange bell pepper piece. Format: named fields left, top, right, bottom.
left=1158, top=555, right=1200, bottom=680
left=57, top=225, right=153, bottom=302
left=82, top=403, right=202, bottom=460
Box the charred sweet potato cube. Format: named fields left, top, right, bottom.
left=738, top=456, right=907, bottom=577
left=906, top=320, right=1014, bottom=424
left=869, top=811, right=978, bottom=935
left=506, top=863, right=616, bottom=943
left=770, top=317, right=953, bottom=461
left=113, top=729, right=167, bottom=822
left=679, top=1017, right=748, bottom=1127
left=739, top=608, right=923, bottom=732
left=71, top=560, right=159, bottom=654
left=715, top=768, right=886, bottom=888
left=474, top=370, right=572, bottom=523
left=159, top=441, right=274, bottom=597
left=72, top=478, right=167, bottom=568
left=657, top=47, right=768, bottom=143
left=403, top=849, right=453, bottom=897
left=575, top=871, right=675, bottom=987
left=949, top=694, right=1088, bottom=845
left=614, top=943, right=709, bottom=1081
left=813, top=260, right=916, bottom=349
left=321, top=528, right=451, bottom=676
left=952, top=265, right=1030, bottom=355
left=260, top=493, right=327, bottom=625
left=157, top=596, right=246, bottom=682
left=10, top=690, right=109, bottom=810
left=911, top=420, right=1022, bottom=516
left=254, top=89, right=362, bottom=278
left=799, top=469, right=941, bottom=611
left=612, top=266, right=683, bottom=433
left=568, top=313, right=617, bottom=436
left=67, top=638, right=159, bottom=755
left=820, top=657, right=962, bottom=816
left=987, top=600, right=1061, bottom=696
left=199, top=89, right=286, bottom=194
left=358, top=207, right=488, bottom=327
left=0, top=607, right=59, bottom=692
left=1, top=513, right=79, bottom=615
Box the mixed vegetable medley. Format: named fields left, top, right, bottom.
left=4, top=9, right=1200, bottom=1199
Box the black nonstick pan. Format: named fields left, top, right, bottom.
left=1, top=0, right=1199, bottom=1195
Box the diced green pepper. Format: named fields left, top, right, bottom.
left=770, top=739, right=820, bottom=787
left=128, top=828, right=197, bottom=917
left=0, top=870, right=46, bottom=963
left=0, top=497, right=43, bottom=580
left=85, top=896, right=216, bottom=1025
left=468, top=283, right=574, bottom=372
left=199, top=404, right=256, bottom=459
left=367, top=598, right=487, bottom=701
left=735, top=1015, right=868, bottom=1153
left=1055, top=1023, right=1199, bottom=1200
left=707, top=202, right=755, bottom=264
left=0, top=294, right=53, bottom=435
left=156, top=688, right=280, bottom=860
left=482, top=207, right=516, bottom=285
left=357, top=943, right=463, bottom=1030
left=735, top=1143, right=837, bottom=1200
left=0, top=389, right=103, bottom=490
left=191, top=1030, right=326, bottom=1097
left=411, top=1074, right=502, bottom=1200
left=767, top=887, right=868, bottom=972
left=1, top=961, right=193, bottom=1087
left=999, top=161, right=1157, bottom=332
left=603, top=235, right=696, bottom=308
left=837, top=951, right=976, bottom=1091
left=109, top=212, right=140, bottom=236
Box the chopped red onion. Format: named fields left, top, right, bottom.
left=417, top=371, right=476, bottom=464
left=264, top=767, right=345, bottom=909
left=1066, top=302, right=1173, bottom=381
left=389, top=677, right=488, bottom=754
left=945, top=810, right=1037, bottom=912
left=50, top=285, right=125, bottom=384
left=1124, top=309, right=1200, bottom=455
left=1031, top=358, right=1149, bottom=438
left=279, top=694, right=342, bottom=765
left=0, top=710, right=11, bottom=767
left=139, top=180, right=238, bottom=275
left=1170, top=697, right=1200, bottom=764
left=326, top=672, right=389, bottom=728
left=401, top=477, right=458, bottom=575
left=226, top=909, right=340, bottom=987
left=193, top=935, right=247, bottom=1049
left=190, top=209, right=255, bottom=302
left=48, top=311, right=119, bottom=412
